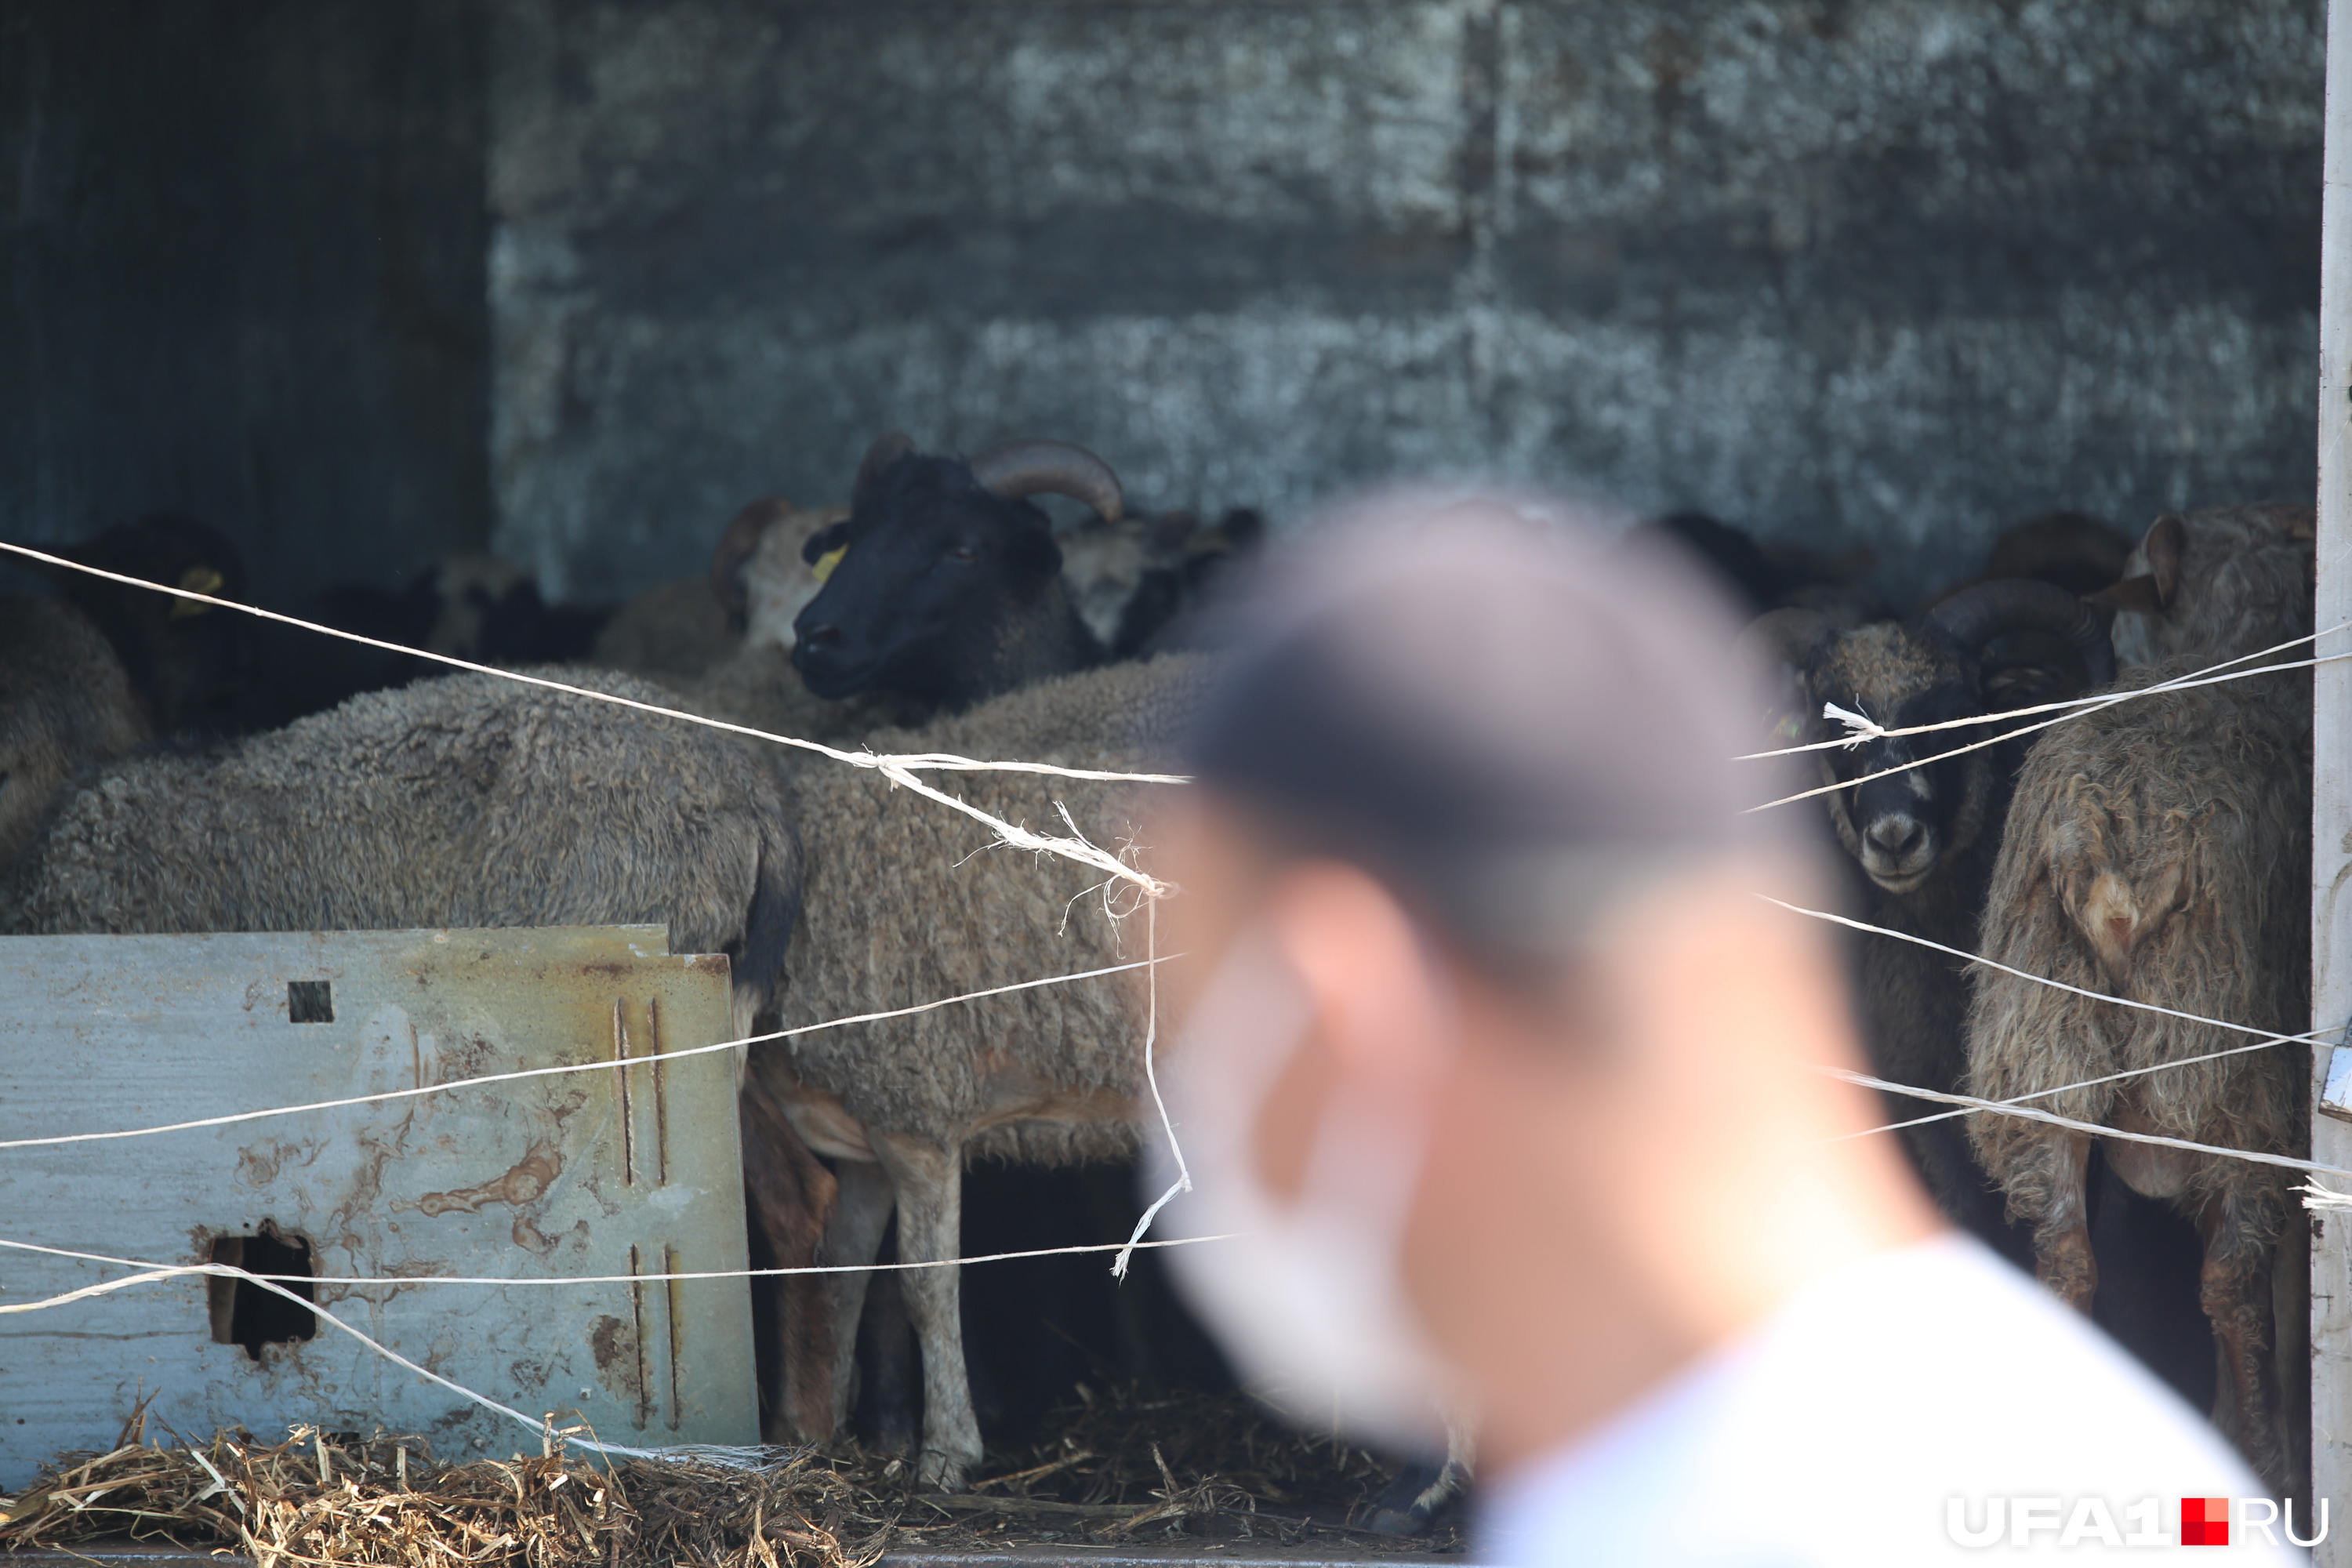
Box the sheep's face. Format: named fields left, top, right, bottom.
left=1804, top=624, right=1992, bottom=896
left=1059, top=510, right=1200, bottom=654
left=791, top=454, right=1063, bottom=705
left=736, top=508, right=846, bottom=652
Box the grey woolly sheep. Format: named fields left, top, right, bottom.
left=746, top=653, right=1214, bottom=1489
left=2099, top=503, right=2314, bottom=669
left=2, top=668, right=802, bottom=1040
left=1965, top=659, right=2308, bottom=1486
left=589, top=576, right=740, bottom=681
left=656, top=642, right=923, bottom=782
left=0, top=598, right=151, bottom=866
left=1742, top=582, right=2114, bottom=1247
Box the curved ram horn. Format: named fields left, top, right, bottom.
left=709, top=497, right=793, bottom=622
left=1922, top=578, right=2114, bottom=689
left=967, top=438, right=1124, bottom=524
left=853, top=430, right=916, bottom=508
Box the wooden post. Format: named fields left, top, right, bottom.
left=2315, top=0, right=2352, bottom=1552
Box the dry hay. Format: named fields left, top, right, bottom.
left=971, top=1384, right=1417, bottom=1519
left=0, top=1408, right=884, bottom=1568
left=0, top=1388, right=1464, bottom=1564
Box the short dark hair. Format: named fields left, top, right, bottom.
left=1182, top=490, right=1813, bottom=970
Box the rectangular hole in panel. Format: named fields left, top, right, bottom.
left=287, top=980, right=334, bottom=1024
left=205, top=1225, right=318, bottom=1360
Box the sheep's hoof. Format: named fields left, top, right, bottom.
left=1361, top=1461, right=1462, bottom=1535
left=917, top=1448, right=975, bottom=1494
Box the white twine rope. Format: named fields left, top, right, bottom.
left=1769, top=901, right=2345, bottom=1187
left=1820, top=1065, right=2351, bottom=1180
left=0, top=545, right=1210, bottom=1269
left=1115, top=896, right=1190, bottom=1281
left=1748, top=653, right=2333, bottom=814
left=0, top=956, right=1173, bottom=1152
left=0, top=1248, right=677, bottom=1461
left=1735, top=621, right=2347, bottom=760
left=0, top=1233, right=1239, bottom=1293
left=1770, top=898, right=2331, bottom=1123
left=2296, top=1183, right=2352, bottom=1213
left=0, top=541, right=1185, bottom=897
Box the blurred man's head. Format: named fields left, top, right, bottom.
left=1152, top=490, right=1940, bottom=1475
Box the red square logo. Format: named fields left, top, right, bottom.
left=2181, top=1497, right=2230, bottom=1546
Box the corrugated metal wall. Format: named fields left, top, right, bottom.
left=0, top=1, right=490, bottom=605
left=0, top=2, right=2325, bottom=608
left=486, top=1, right=2325, bottom=605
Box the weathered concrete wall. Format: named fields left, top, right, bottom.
left=491, top=0, right=2323, bottom=605
left=0, top=1, right=489, bottom=604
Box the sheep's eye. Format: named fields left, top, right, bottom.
left=948, top=543, right=978, bottom=564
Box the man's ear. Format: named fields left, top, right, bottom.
left=1262, top=862, right=1450, bottom=1084
left=1246, top=862, right=1450, bottom=1203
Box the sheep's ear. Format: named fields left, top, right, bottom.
left=2089, top=573, right=2166, bottom=617
left=2142, top=514, right=2186, bottom=607
left=167, top=563, right=226, bottom=619
left=1755, top=662, right=1811, bottom=746
left=801, top=518, right=853, bottom=567
left=852, top=431, right=915, bottom=508
left=710, top=498, right=789, bottom=621
left=1733, top=608, right=1831, bottom=747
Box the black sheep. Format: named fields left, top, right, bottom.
left=791, top=432, right=1123, bottom=710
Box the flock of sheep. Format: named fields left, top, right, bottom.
left=0, top=441, right=2319, bottom=1508
left=1748, top=501, right=2316, bottom=1493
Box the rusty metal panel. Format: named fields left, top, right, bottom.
left=0, top=926, right=757, bottom=1488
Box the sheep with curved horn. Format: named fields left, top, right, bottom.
left=790, top=434, right=1128, bottom=710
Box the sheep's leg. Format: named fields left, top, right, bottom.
left=737, top=1075, right=840, bottom=1444
left=816, top=1159, right=896, bottom=1442
left=2197, top=1189, right=2286, bottom=1489
left=1363, top=1412, right=1475, bottom=1534
left=876, top=1134, right=982, bottom=1493
left=2030, top=1131, right=2098, bottom=1311
left=856, top=1261, right=920, bottom=1457
left=2272, top=1210, right=2311, bottom=1512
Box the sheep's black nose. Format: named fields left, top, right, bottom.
left=799, top=622, right=842, bottom=652
left=1867, top=818, right=1926, bottom=860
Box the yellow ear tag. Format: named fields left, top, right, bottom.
left=811, top=546, right=847, bottom=583
left=170, top=564, right=225, bottom=618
